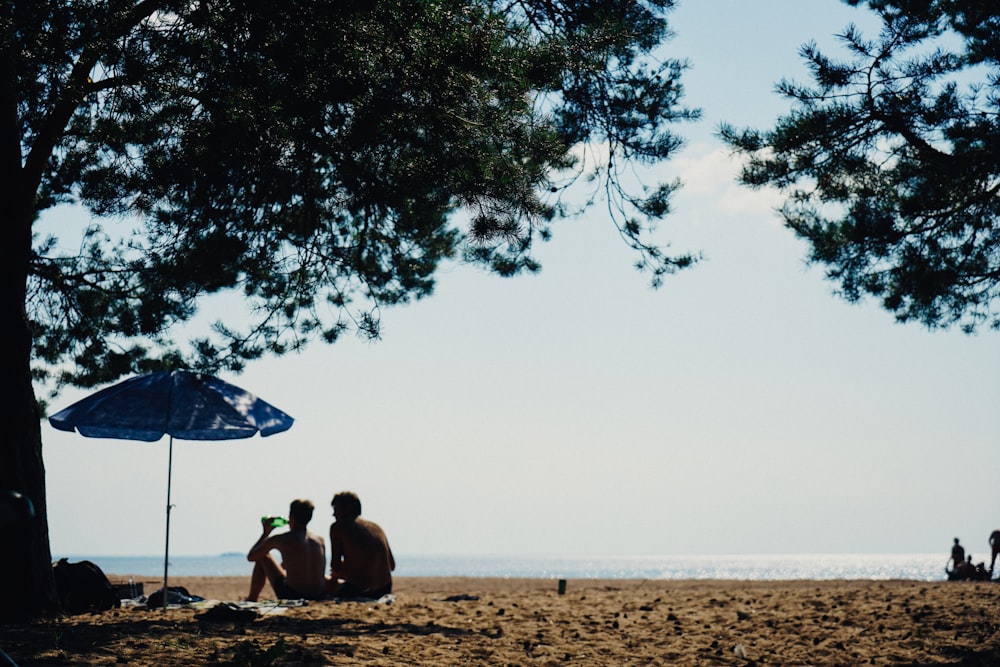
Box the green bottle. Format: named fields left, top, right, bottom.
left=262, top=516, right=288, bottom=528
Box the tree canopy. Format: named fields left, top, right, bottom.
left=20, top=0, right=699, bottom=392
left=721, top=0, right=1000, bottom=332
left=3, top=0, right=698, bottom=619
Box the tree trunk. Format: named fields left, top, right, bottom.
left=0, top=4, right=57, bottom=621
left=0, top=360, right=56, bottom=623
left=0, top=176, right=57, bottom=625
left=0, top=209, right=57, bottom=621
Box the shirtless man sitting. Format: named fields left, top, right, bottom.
left=327, top=491, right=395, bottom=599
left=247, top=498, right=327, bottom=601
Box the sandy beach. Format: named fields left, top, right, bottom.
left=2, top=576, right=999, bottom=665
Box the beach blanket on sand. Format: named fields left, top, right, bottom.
left=123, top=595, right=394, bottom=612
left=122, top=598, right=300, bottom=613
left=190, top=596, right=392, bottom=623
left=194, top=601, right=295, bottom=622
left=334, top=594, right=395, bottom=605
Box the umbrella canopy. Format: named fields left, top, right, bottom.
left=49, top=369, right=294, bottom=442
left=49, top=369, right=294, bottom=608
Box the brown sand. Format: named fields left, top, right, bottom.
left=2, top=576, right=999, bottom=665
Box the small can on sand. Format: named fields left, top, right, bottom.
left=558, top=579, right=567, bottom=595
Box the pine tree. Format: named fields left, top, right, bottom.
left=2, top=0, right=697, bottom=618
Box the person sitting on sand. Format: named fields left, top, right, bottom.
left=950, top=555, right=991, bottom=582
left=990, top=530, right=1000, bottom=575
left=247, top=498, right=327, bottom=601
left=327, top=491, right=395, bottom=599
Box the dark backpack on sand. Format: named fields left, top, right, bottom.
left=52, top=558, right=120, bottom=614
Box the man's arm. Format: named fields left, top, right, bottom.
left=247, top=519, right=277, bottom=562
left=328, top=524, right=345, bottom=578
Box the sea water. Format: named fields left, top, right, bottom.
left=56, top=553, right=952, bottom=581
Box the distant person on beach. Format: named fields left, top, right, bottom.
left=951, top=538, right=965, bottom=571
left=327, top=491, right=395, bottom=599
left=990, top=530, right=1000, bottom=575
left=246, top=498, right=327, bottom=601
left=972, top=557, right=991, bottom=581
left=962, top=555, right=976, bottom=580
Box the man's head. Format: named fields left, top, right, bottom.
left=289, top=498, right=315, bottom=525
left=331, top=491, right=362, bottom=521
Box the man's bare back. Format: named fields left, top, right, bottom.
left=267, top=529, right=326, bottom=597
left=330, top=518, right=395, bottom=590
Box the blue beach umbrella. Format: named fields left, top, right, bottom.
left=49, top=369, right=294, bottom=606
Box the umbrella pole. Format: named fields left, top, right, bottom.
left=163, top=436, right=173, bottom=610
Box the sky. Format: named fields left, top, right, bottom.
left=42, top=0, right=1000, bottom=561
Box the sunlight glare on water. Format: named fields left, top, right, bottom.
left=64, top=553, right=953, bottom=581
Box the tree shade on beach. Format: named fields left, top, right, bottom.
left=2, top=1, right=696, bottom=620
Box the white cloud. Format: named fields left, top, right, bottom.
left=670, top=142, right=784, bottom=219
